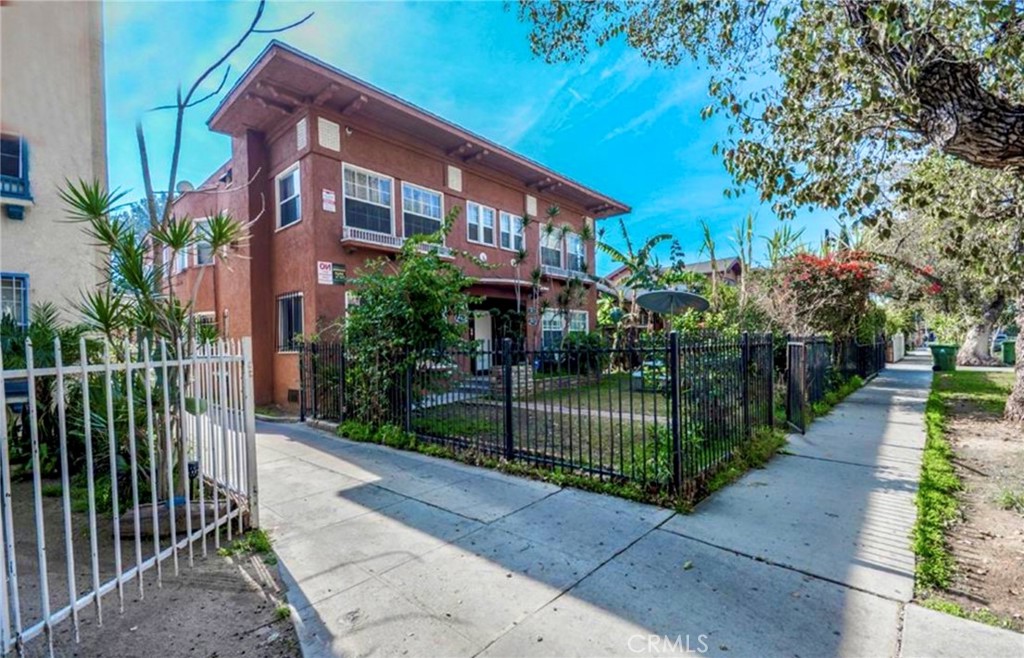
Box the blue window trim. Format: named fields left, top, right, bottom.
left=0, top=135, right=32, bottom=202
left=1, top=271, right=30, bottom=327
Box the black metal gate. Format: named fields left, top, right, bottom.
left=786, top=340, right=808, bottom=433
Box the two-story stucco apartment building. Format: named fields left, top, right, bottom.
left=169, top=42, right=629, bottom=406
left=0, top=1, right=108, bottom=325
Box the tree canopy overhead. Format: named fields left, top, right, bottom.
left=518, top=1, right=1024, bottom=222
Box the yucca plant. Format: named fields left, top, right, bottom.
left=59, top=180, right=249, bottom=499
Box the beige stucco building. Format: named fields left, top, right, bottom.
left=0, top=0, right=107, bottom=325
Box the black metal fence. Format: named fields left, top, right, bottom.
left=786, top=335, right=887, bottom=433
left=300, top=332, right=775, bottom=493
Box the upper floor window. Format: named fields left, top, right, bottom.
left=195, top=220, right=214, bottom=266
left=277, top=292, right=303, bottom=352
left=343, top=164, right=392, bottom=234
left=499, top=212, right=525, bottom=252
left=467, top=202, right=495, bottom=245
left=567, top=233, right=585, bottom=272
left=401, top=182, right=443, bottom=238
left=0, top=134, right=30, bottom=199
left=276, top=165, right=301, bottom=229
left=1, top=273, right=29, bottom=328
left=540, top=229, right=563, bottom=268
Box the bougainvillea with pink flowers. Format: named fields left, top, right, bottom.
left=777, top=250, right=879, bottom=338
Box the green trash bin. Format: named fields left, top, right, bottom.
left=929, top=344, right=958, bottom=372
left=1003, top=340, right=1017, bottom=367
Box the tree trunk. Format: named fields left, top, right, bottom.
left=844, top=1, right=1024, bottom=171
left=956, top=294, right=1005, bottom=366
left=1005, top=296, right=1024, bottom=424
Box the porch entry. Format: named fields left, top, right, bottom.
left=472, top=311, right=492, bottom=373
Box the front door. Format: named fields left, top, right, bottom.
left=473, top=311, right=492, bottom=373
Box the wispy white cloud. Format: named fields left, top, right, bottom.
left=603, top=74, right=709, bottom=141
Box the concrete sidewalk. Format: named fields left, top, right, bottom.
left=256, top=350, right=1023, bottom=657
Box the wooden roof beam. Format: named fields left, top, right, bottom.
left=245, top=93, right=295, bottom=117
left=446, top=142, right=474, bottom=157
left=464, top=148, right=490, bottom=163
left=255, top=81, right=306, bottom=105
left=341, top=94, right=368, bottom=116
left=313, top=83, right=341, bottom=105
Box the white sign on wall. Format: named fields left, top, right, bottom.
left=317, top=261, right=333, bottom=285
left=322, top=189, right=336, bottom=213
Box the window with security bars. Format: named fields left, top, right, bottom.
left=344, top=165, right=392, bottom=234
left=402, top=182, right=442, bottom=238
left=1, top=274, right=29, bottom=327
left=277, top=293, right=303, bottom=351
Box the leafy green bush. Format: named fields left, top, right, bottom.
left=561, top=331, right=608, bottom=374
left=343, top=209, right=475, bottom=428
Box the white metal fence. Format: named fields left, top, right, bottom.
left=890, top=333, right=906, bottom=363
left=1, top=337, right=258, bottom=656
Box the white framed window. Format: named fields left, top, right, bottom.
left=277, top=292, right=303, bottom=352
left=276, top=164, right=301, bottom=229
left=161, top=245, right=187, bottom=274
left=467, top=201, right=495, bottom=245
left=1, top=273, right=29, bottom=328
left=174, top=248, right=189, bottom=273
left=540, top=228, right=563, bottom=268
left=541, top=310, right=564, bottom=349
left=568, top=310, right=589, bottom=333
left=195, top=219, right=214, bottom=266
left=499, top=212, right=525, bottom=252
left=343, top=164, right=393, bottom=234
left=401, top=182, right=443, bottom=238
left=567, top=233, right=585, bottom=272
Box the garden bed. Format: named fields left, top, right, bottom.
left=915, top=371, right=1023, bottom=631
left=7, top=480, right=299, bottom=657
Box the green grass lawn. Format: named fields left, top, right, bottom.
left=411, top=398, right=757, bottom=486
left=914, top=370, right=1013, bottom=590
left=524, top=371, right=672, bottom=416
left=932, top=370, right=1014, bottom=413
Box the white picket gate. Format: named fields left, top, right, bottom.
left=0, top=337, right=259, bottom=657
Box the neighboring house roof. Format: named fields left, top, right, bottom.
left=604, top=257, right=743, bottom=282
left=208, top=41, right=630, bottom=218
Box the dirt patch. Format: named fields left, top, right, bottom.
left=940, top=399, right=1024, bottom=629
left=6, top=481, right=299, bottom=657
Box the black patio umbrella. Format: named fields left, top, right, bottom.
left=635, top=287, right=710, bottom=314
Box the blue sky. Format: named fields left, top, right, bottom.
left=104, top=0, right=835, bottom=275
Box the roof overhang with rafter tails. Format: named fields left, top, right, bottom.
left=208, top=41, right=630, bottom=218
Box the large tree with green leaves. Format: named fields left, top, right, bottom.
left=879, top=155, right=1024, bottom=419
left=519, top=0, right=1024, bottom=421
left=518, top=1, right=1024, bottom=223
